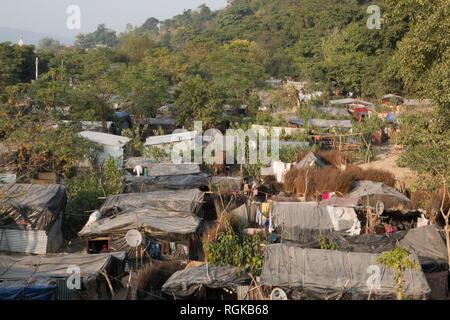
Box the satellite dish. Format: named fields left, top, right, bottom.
left=270, top=288, right=288, bottom=300
left=376, top=200, right=385, bottom=216
left=126, top=229, right=142, bottom=247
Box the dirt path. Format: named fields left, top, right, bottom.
left=359, top=144, right=418, bottom=187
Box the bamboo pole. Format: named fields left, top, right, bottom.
left=101, top=270, right=115, bottom=298
left=125, top=270, right=133, bottom=300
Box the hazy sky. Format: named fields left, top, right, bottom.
left=1, top=0, right=227, bottom=37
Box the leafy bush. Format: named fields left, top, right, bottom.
left=318, top=234, right=339, bottom=250
left=122, top=125, right=148, bottom=157
left=279, top=145, right=309, bottom=163
left=203, top=217, right=266, bottom=275
left=63, top=157, right=125, bottom=239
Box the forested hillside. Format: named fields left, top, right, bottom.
left=0, top=0, right=448, bottom=189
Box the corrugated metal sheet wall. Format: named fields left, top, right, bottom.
left=55, top=279, right=81, bottom=300
left=0, top=229, right=48, bottom=254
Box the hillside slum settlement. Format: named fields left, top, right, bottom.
left=0, top=96, right=448, bottom=301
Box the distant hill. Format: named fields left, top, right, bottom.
left=0, top=27, right=74, bottom=46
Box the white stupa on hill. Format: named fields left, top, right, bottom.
left=18, top=35, right=24, bottom=47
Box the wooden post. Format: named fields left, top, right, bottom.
left=136, top=214, right=139, bottom=269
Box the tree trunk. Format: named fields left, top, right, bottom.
left=397, top=272, right=403, bottom=300
left=101, top=105, right=107, bottom=133
left=444, top=217, right=450, bottom=271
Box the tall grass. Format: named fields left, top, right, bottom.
left=136, top=260, right=186, bottom=292
left=284, top=165, right=397, bottom=197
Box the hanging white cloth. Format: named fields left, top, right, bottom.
left=273, top=161, right=292, bottom=183
left=256, top=209, right=263, bottom=226
left=133, top=165, right=143, bottom=177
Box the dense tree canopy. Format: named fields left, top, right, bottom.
left=0, top=0, right=447, bottom=187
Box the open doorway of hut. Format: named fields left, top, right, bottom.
left=88, top=238, right=110, bottom=254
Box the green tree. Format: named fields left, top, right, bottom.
left=67, top=48, right=119, bottom=130
left=75, top=24, right=119, bottom=49
left=203, top=40, right=267, bottom=102
left=116, top=62, right=169, bottom=123
left=376, top=248, right=420, bottom=300
left=38, top=37, right=64, bottom=51
left=173, top=75, right=226, bottom=129
left=116, top=33, right=156, bottom=63
left=389, top=0, right=449, bottom=190
left=0, top=42, right=36, bottom=92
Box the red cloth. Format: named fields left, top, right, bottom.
left=385, top=225, right=398, bottom=234
left=321, top=193, right=330, bottom=200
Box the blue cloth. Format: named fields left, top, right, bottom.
left=148, top=243, right=161, bottom=260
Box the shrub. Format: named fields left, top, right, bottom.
left=203, top=217, right=266, bottom=275
left=137, top=260, right=186, bottom=292
left=376, top=247, right=420, bottom=300
left=63, top=157, right=125, bottom=239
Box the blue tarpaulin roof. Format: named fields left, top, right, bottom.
left=0, top=279, right=56, bottom=300
left=289, top=119, right=305, bottom=126
left=386, top=113, right=400, bottom=124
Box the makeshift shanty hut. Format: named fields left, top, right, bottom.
left=319, top=197, right=359, bottom=207
left=124, top=158, right=170, bottom=170
left=279, top=141, right=311, bottom=149
left=99, top=189, right=204, bottom=217
left=283, top=224, right=448, bottom=273
left=132, top=163, right=201, bottom=177
left=230, top=202, right=270, bottom=229
left=295, top=151, right=327, bottom=169
left=381, top=94, right=404, bottom=106
left=144, top=131, right=199, bottom=152
left=78, top=131, right=131, bottom=167
left=328, top=98, right=373, bottom=108
left=398, top=225, right=449, bottom=299
left=209, top=177, right=243, bottom=192
left=251, top=124, right=306, bottom=136
left=79, top=208, right=200, bottom=260
left=270, top=202, right=361, bottom=242
left=289, top=119, right=353, bottom=131
left=79, top=190, right=203, bottom=260
left=122, top=163, right=208, bottom=193
left=346, top=181, right=412, bottom=211
left=260, top=243, right=431, bottom=300
left=308, top=119, right=353, bottom=131
left=317, top=107, right=350, bottom=118
left=0, top=184, right=66, bottom=254
left=79, top=121, right=113, bottom=132
left=162, top=265, right=251, bottom=300
left=0, top=252, right=125, bottom=300
left=289, top=119, right=305, bottom=127
left=141, top=118, right=177, bottom=136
